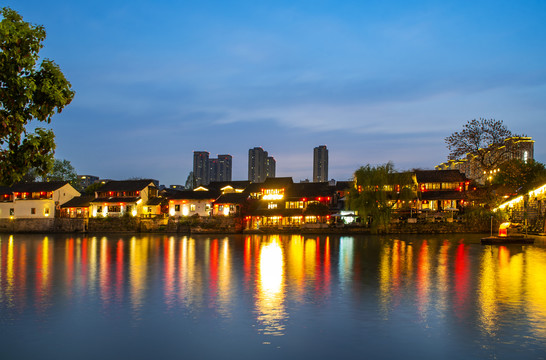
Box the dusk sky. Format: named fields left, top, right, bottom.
left=5, top=0, right=546, bottom=186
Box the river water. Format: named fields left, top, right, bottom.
left=0, top=233, right=545, bottom=359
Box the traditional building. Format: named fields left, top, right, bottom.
left=0, top=181, right=80, bottom=219
left=244, top=177, right=335, bottom=229
left=165, top=189, right=219, bottom=217
left=60, top=195, right=94, bottom=218
left=89, top=179, right=158, bottom=217
left=414, top=170, right=470, bottom=211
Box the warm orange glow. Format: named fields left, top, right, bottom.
left=499, top=222, right=511, bottom=237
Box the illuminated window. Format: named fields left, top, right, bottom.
left=190, top=204, right=196, bottom=212
left=44, top=208, right=49, bottom=216
left=10, top=208, right=14, bottom=216
left=175, top=205, right=180, bottom=211
left=524, top=151, right=528, bottom=164
left=262, top=188, right=284, bottom=200
left=268, top=202, right=277, bottom=209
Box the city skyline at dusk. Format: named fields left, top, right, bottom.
left=4, top=0, right=546, bottom=185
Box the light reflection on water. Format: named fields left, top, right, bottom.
left=0, top=234, right=545, bottom=359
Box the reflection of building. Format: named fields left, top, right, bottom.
left=249, top=147, right=275, bottom=183
left=436, top=136, right=534, bottom=184
left=313, top=145, right=328, bottom=183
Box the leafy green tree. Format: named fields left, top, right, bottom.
left=185, top=171, right=194, bottom=190
left=43, top=158, right=77, bottom=183
left=83, top=181, right=104, bottom=195
left=493, top=159, right=546, bottom=193
left=0, top=7, right=75, bottom=185
left=349, top=162, right=416, bottom=232
left=445, top=118, right=520, bottom=175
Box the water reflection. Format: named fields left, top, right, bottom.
left=256, top=235, right=286, bottom=336
left=0, top=233, right=545, bottom=353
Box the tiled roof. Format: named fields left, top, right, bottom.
left=61, top=196, right=94, bottom=208
left=146, top=197, right=168, bottom=206
left=245, top=177, right=294, bottom=193
left=207, top=181, right=251, bottom=191
left=99, top=179, right=156, bottom=192
left=334, top=181, right=353, bottom=191
left=91, top=196, right=141, bottom=203
left=166, top=190, right=220, bottom=200
left=415, top=170, right=467, bottom=183
left=11, top=181, right=72, bottom=193
left=286, top=182, right=334, bottom=198
left=214, top=193, right=248, bottom=204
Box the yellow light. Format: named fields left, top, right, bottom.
left=132, top=209, right=137, bottom=217
left=169, top=207, right=175, bottom=216
left=263, top=194, right=283, bottom=200
left=223, top=206, right=230, bottom=216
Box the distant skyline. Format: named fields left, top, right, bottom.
left=4, top=0, right=546, bottom=185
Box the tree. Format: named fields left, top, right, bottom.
left=0, top=8, right=75, bottom=186
left=445, top=118, right=520, bottom=174
left=185, top=171, right=194, bottom=190
left=83, top=181, right=104, bottom=195
left=43, top=158, right=77, bottom=183
left=349, top=162, right=415, bottom=232
left=493, top=159, right=546, bottom=194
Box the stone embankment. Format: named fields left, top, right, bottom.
left=0, top=217, right=495, bottom=234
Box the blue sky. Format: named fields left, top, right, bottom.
left=5, top=0, right=546, bottom=185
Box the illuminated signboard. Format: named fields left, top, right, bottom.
left=262, top=188, right=284, bottom=200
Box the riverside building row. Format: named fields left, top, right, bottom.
left=1, top=170, right=476, bottom=229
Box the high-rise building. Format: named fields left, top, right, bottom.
left=266, top=156, right=276, bottom=179
left=210, top=154, right=232, bottom=182
left=248, top=147, right=275, bottom=183
left=193, top=151, right=209, bottom=186
left=313, top=145, right=328, bottom=182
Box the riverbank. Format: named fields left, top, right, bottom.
left=0, top=216, right=510, bottom=235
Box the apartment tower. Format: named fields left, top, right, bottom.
left=313, top=145, right=328, bottom=182
left=248, top=147, right=275, bottom=183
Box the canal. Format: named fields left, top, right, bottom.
left=1, top=233, right=545, bottom=359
